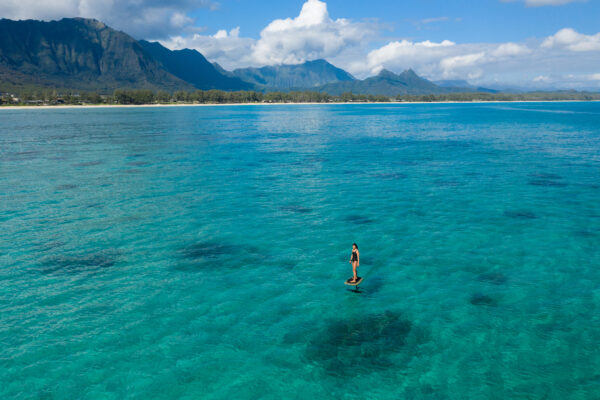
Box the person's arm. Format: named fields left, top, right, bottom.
left=357, top=251, right=360, bottom=266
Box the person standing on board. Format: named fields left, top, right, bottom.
left=349, top=243, right=360, bottom=283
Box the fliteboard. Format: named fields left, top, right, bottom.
left=344, top=277, right=363, bottom=286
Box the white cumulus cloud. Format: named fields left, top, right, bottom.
left=440, top=52, right=486, bottom=70
left=542, top=28, right=600, bottom=51
left=163, top=0, right=377, bottom=70
left=492, top=42, right=531, bottom=57
left=357, top=39, right=455, bottom=75
left=356, top=25, right=600, bottom=89
left=163, top=27, right=255, bottom=68
left=251, top=0, right=374, bottom=65
left=360, top=39, right=533, bottom=80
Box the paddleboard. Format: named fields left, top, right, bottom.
left=344, top=277, right=363, bottom=286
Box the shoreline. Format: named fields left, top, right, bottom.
left=0, top=99, right=598, bottom=110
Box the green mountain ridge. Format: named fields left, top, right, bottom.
left=0, top=17, right=497, bottom=96
left=319, top=69, right=451, bottom=96
left=0, top=18, right=193, bottom=92
left=232, top=59, right=356, bottom=90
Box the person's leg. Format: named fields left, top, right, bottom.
left=352, top=262, right=358, bottom=281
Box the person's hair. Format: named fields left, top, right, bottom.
left=352, top=243, right=358, bottom=249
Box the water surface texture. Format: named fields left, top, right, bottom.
left=1, top=103, right=600, bottom=399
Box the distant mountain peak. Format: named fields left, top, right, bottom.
left=400, top=68, right=419, bottom=78
left=376, top=68, right=421, bottom=80
left=305, top=59, right=327, bottom=65
left=377, top=69, right=398, bottom=78
left=232, top=59, right=355, bottom=90
left=318, top=67, right=449, bottom=96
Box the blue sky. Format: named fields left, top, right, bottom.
left=197, top=0, right=599, bottom=44
left=1, top=0, right=599, bottom=88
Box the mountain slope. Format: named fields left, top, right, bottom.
left=319, top=69, right=448, bottom=96
left=232, top=59, right=355, bottom=90
left=138, top=40, right=253, bottom=91
left=0, top=18, right=192, bottom=92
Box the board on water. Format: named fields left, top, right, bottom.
left=344, top=277, right=363, bottom=286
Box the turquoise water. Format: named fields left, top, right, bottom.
left=1, top=103, right=599, bottom=399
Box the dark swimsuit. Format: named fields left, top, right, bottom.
left=351, top=250, right=358, bottom=263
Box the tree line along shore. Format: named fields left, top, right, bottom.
left=2, top=88, right=600, bottom=106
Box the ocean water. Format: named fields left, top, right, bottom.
left=1, top=102, right=599, bottom=399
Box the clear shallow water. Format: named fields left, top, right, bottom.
left=1, top=103, right=599, bottom=399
